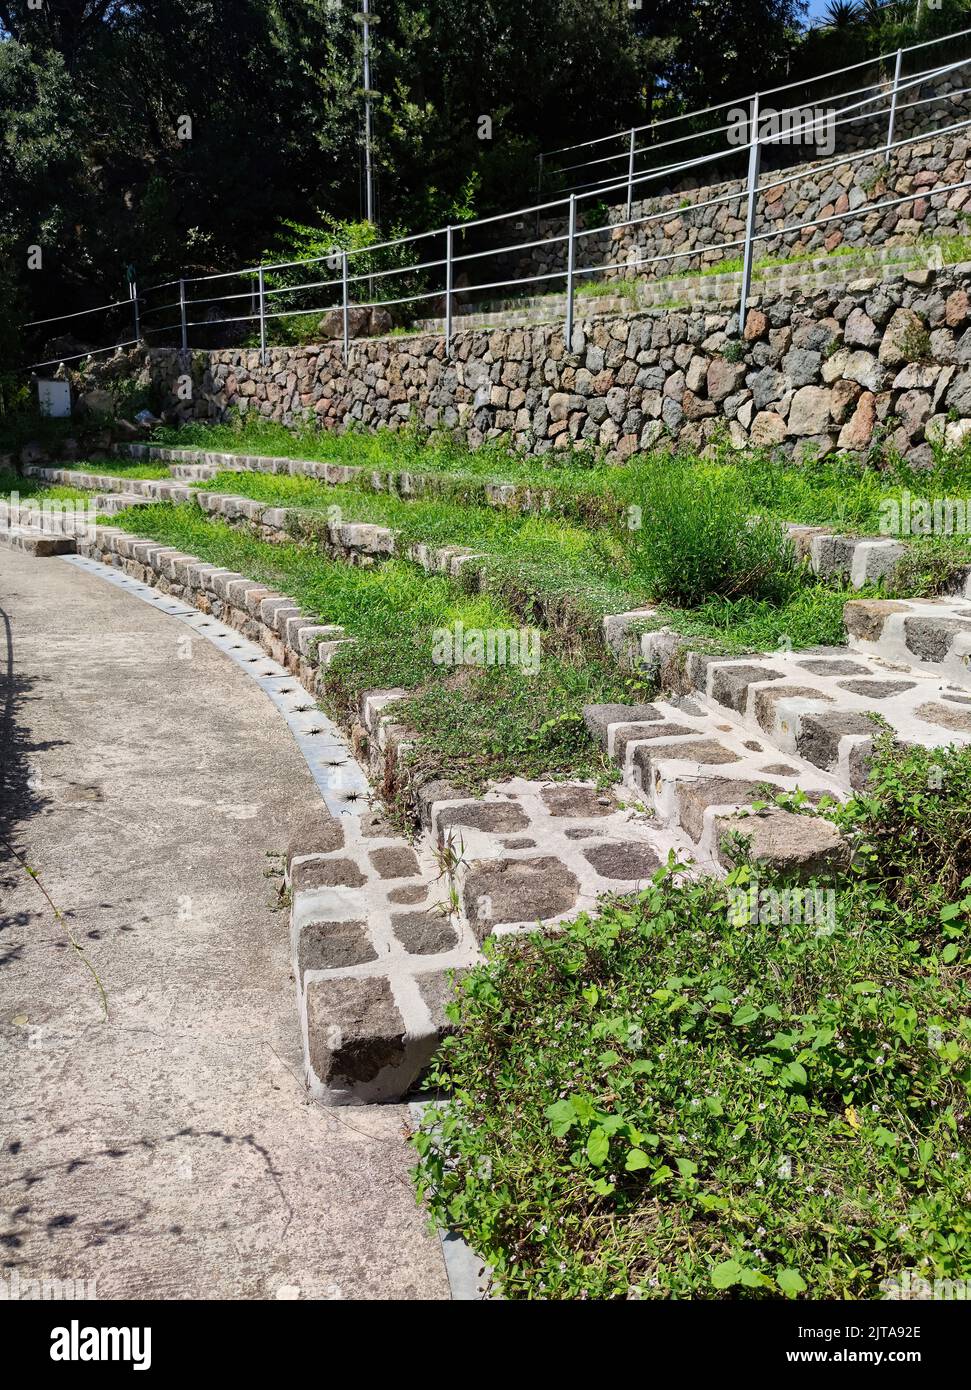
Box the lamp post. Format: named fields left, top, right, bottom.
left=353, top=1, right=379, bottom=225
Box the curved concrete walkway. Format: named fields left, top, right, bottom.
left=0, top=546, right=447, bottom=1300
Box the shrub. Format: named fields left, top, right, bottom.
left=624, top=458, right=798, bottom=605
left=412, top=743, right=970, bottom=1300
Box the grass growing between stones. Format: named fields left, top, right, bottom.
left=153, top=415, right=971, bottom=537
left=0, top=468, right=93, bottom=505
left=194, top=462, right=882, bottom=644
left=155, top=415, right=614, bottom=490
left=59, top=458, right=174, bottom=481
left=195, top=468, right=639, bottom=628
left=412, top=739, right=970, bottom=1300
left=106, top=503, right=648, bottom=795
left=651, top=583, right=860, bottom=654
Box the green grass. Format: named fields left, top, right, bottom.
left=106, top=502, right=648, bottom=797
left=413, top=739, right=970, bottom=1300
left=0, top=467, right=93, bottom=505
left=652, top=582, right=862, bottom=654
left=624, top=458, right=799, bottom=606
left=195, top=468, right=640, bottom=628
left=155, top=415, right=622, bottom=502
left=155, top=415, right=971, bottom=539
left=59, top=457, right=173, bottom=481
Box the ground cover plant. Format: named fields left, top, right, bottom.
left=193, top=468, right=638, bottom=635
left=105, top=503, right=647, bottom=797
left=0, top=467, right=93, bottom=506
left=59, top=458, right=173, bottom=481
left=190, top=459, right=885, bottom=647
left=101, top=428, right=970, bottom=656
left=154, top=412, right=971, bottom=538
left=412, top=739, right=971, bottom=1300
left=82, top=414, right=971, bottom=694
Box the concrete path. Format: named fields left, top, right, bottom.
left=0, top=546, right=448, bottom=1300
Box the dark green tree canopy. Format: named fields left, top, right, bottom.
left=2, top=0, right=967, bottom=358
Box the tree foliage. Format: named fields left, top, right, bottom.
left=2, top=0, right=967, bottom=366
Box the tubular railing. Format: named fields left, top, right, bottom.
left=539, top=25, right=971, bottom=202
left=21, top=27, right=971, bottom=374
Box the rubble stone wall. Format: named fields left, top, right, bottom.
left=496, top=125, right=971, bottom=289
left=82, top=261, right=971, bottom=465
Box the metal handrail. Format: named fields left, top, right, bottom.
left=540, top=25, right=971, bottom=168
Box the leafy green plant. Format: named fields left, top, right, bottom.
left=412, top=741, right=971, bottom=1300
left=625, top=457, right=799, bottom=605
left=254, top=214, right=425, bottom=342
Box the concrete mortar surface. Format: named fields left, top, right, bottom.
left=0, top=546, right=448, bottom=1300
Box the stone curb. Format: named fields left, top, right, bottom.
left=0, top=523, right=77, bottom=557
left=114, top=442, right=602, bottom=523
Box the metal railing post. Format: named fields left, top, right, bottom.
left=178, top=278, right=188, bottom=352
left=887, top=48, right=903, bottom=156
left=738, top=95, right=762, bottom=336
left=626, top=128, right=636, bottom=220
left=565, top=193, right=577, bottom=350
left=341, top=250, right=349, bottom=363
left=257, top=266, right=267, bottom=365
left=536, top=153, right=543, bottom=236
left=445, top=225, right=454, bottom=357
left=130, top=280, right=140, bottom=344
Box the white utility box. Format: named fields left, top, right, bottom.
left=37, top=378, right=72, bottom=418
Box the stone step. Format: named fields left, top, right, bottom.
left=607, top=601, right=971, bottom=787
left=287, top=806, right=480, bottom=1107
left=844, top=595, right=971, bottom=686
left=92, top=492, right=153, bottom=514
left=25, top=465, right=195, bottom=505
left=645, top=635, right=971, bottom=787
left=787, top=526, right=912, bottom=589
left=169, top=463, right=219, bottom=479
left=356, top=687, right=700, bottom=931
left=583, top=697, right=848, bottom=873
left=0, top=524, right=77, bottom=557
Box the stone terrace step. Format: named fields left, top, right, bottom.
left=583, top=697, right=848, bottom=873
left=845, top=595, right=971, bottom=686
left=116, top=443, right=613, bottom=523
left=0, top=524, right=77, bottom=557
left=113, top=447, right=971, bottom=594
left=411, top=247, right=923, bottom=336
left=356, top=688, right=700, bottom=927
left=638, top=632, right=971, bottom=788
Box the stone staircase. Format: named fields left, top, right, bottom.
left=584, top=594, right=971, bottom=877
left=844, top=594, right=971, bottom=687
left=7, top=504, right=971, bottom=1104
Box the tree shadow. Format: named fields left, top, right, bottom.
left=0, top=600, right=66, bottom=940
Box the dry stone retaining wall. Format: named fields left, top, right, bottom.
left=90, top=261, right=971, bottom=465
left=507, top=115, right=971, bottom=288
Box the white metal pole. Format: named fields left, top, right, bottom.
left=342, top=250, right=349, bottom=363
left=362, top=0, right=374, bottom=224
left=626, top=128, right=636, bottom=219
left=887, top=48, right=903, bottom=156
left=257, top=266, right=267, bottom=365
left=565, top=194, right=577, bottom=349
left=536, top=153, right=543, bottom=236
left=738, top=94, right=761, bottom=336
left=179, top=278, right=188, bottom=352
left=445, top=225, right=453, bottom=357
left=131, top=281, right=140, bottom=344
